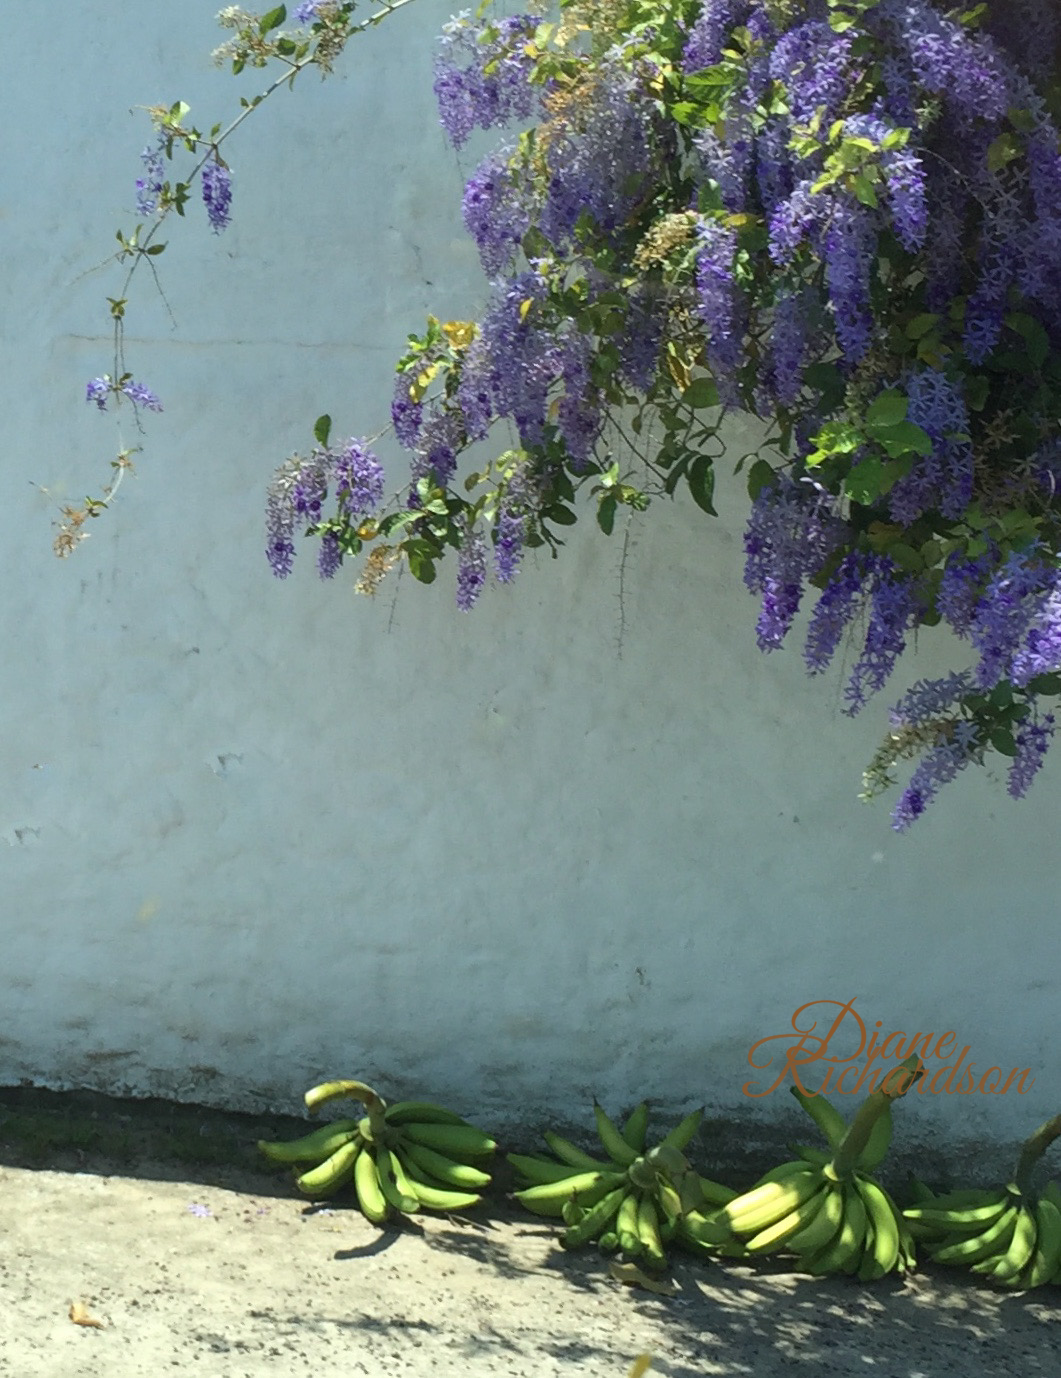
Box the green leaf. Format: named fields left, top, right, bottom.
left=875, top=420, right=933, bottom=458
left=597, top=493, right=617, bottom=535
left=1029, top=673, right=1061, bottom=695
left=986, top=132, right=1020, bottom=173
left=866, top=389, right=908, bottom=428
left=687, top=456, right=717, bottom=515
left=1004, top=312, right=1050, bottom=368
left=145, top=242, right=166, bottom=255
left=747, top=458, right=775, bottom=501
left=905, top=313, right=939, bottom=340
left=313, top=414, right=332, bottom=447
left=543, top=504, right=577, bottom=526
left=683, top=378, right=720, bottom=409
left=852, top=172, right=878, bottom=207
left=260, top=5, right=287, bottom=34
left=989, top=729, right=1017, bottom=757
left=887, top=543, right=923, bottom=573
left=845, top=457, right=897, bottom=505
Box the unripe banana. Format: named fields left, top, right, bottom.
left=931, top=1203, right=1018, bottom=1266
left=789, top=1086, right=847, bottom=1149
left=722, top=1168, right=822, bottom=1237
left=401, top=1140, right=492, bottom=1190
left=561, top=1186, right=627, bottom=1250
left=543, top=1130, right=616, bottom=1171
left=394, top=1149, right=481, bottom=1212
left=593, top=1103, right=638, bottom=1167
left=744, top=1187, right=829, bottom=1257
left=353, top=1139, right=390, bottom=1224
left=621, top=1102, right=650, bottom=1152
left=598, top=1230, right=620, bottom=1253
left=507, top=1153, right=587, bottom=1185
left=296, top=1137, right=362, bottom=1198
left=658, top=1107, right=704, bottom=1152
left=400, top=1122, right=497, bottom=1159
left=800, top=1181, right=867, bottom=1277
left=374, top=1144, right=419, bottom=1215
left=514, top=1170, right=624, bottom=1217
left=856, top=1177, right=900, bottom=1280
left=990, top=1202, right=1038, bottom=1284
left=258, top=1118, right=360, bottom=1165
left=697, top=1176, right=738, bottom=1207
left=383, top=1101, right=467, bottom=1127
left=617, top=1190, right=643, bottom=1257
left=636, top=1195, right=667, bottom=1272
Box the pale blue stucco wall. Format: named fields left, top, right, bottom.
left=1, top=3, right=1058, bottom=1152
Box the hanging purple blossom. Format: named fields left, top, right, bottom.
left=391, top=375, right=424, bottom=450
left=330, top=438, right=385, bottom=519
left=823, top=198, right=875, bottom=366
left=136, top=138, right=166, bottom=217
left=317, top=532, right=343, bottom=580
left=768, top=21, right=858, bottom=128
left=694, top=218, right=742, bottom=394
left=1009, top=710, right=1056, bottom=799
left=201, top=160, right=232, bottom=233
left=86, top=377, right=111, bottom=410
left=969, top=549, right=1058, bottom=690
left=434, top=13, right=538, bottom=150
left=456, top=516, right=487, bottom=611
left=891, top=736, right=978, bottom=832
left=804, top=551, right=865, bottom=674
left=888, top=369, right=972, bottom=525
left=743, top=477, right=848, bottom=650
left=844, top=558, right=921, bottom=715
left=683, top=0, right=749, bottom=73
left=120, top=379, right=163, bottom=412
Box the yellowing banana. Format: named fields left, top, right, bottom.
left=295, top=1137, right=363, bottom=1198
left=258, top=1118, right=361, bottom=1165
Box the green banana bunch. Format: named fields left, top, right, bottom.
left=902, top=1115, right=1061, bottom=1290
left=709, top=1057, right=923, bottom=1279
left=259, top=1079, right=496, bottom=1225
left=509, top=1101, right=736, bottom=1272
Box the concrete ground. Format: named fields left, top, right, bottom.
left=1, top=1159, right=1059, bottom=1378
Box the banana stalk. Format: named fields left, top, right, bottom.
left=829, top=1055, right=919, bottom=1180
left=1013, top=1114, right=1061, bottom=1197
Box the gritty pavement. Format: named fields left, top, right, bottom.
left=0, top=1163, right=1058, bottom=1378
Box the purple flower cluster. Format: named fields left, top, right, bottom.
left=843, top=114, right=928, bottom=252
left=86, top=377, right=111, bottom=411
left=462, top=149, right=533, bottom=278
left=743, top=477, right=848, bottom=649
left=768, top=288, right=807, bottom=408
left=683, top=0, right=749, bottom=73
left=694, top=218, right=741, bottom=394
left=456, top=515, right=487, bottom=611
left=888, top=369, right=972, bottom=524
left=85, top=377, right=162, bottom=412
left=768, top=21, right=859, bottom=128
left=331, top=438, right=385, bottom=519
left=201, top=160, right=232, bottom=233
left=969, top=550, right=1060, bottom=691
left=891, top=735, right=977, bottom=832
left=822, top=199, right=874, bottom=365
left=264, top=440, right=384, bottom=580
left=1009, top=710, right=1056, bottom=799
left=495, top=462, right=538, bottom=583
left=844, top=559, right=920, bottom=715
left=434, top=13, right=538, bottom=149
left=876, top=0, right=1010, bottom=125
left=136, top=138, right=165, bottom=217
left=475, top=271, right=557, bottom=447
left=538, top=58, right=661, bottom=249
